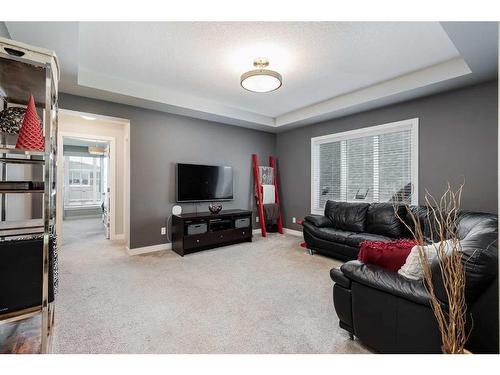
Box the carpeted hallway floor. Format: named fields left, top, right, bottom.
left=52, top=218, right=370, bottom=354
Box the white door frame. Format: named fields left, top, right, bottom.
left=57, top=132, right=116, bottom=239
left=56, top=109, right=131, bottom=247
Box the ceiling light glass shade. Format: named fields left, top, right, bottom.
left=88, top=146, right=106, bottom=155
left=240, top=58, right=283, bottom=93
left=240, top=69, right=282, bottom=93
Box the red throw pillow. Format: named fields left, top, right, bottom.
left=357, top=239, right=417, bottom=272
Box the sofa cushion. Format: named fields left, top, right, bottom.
left=324, top=201, right=370, bottom=232
left=304, top=215, right=332, bottom=228
left=404, top=206, right=447, bottom=242
left=313, top=227, right=355, bottom=244
left=433, top=214, right=498, bottom=305
left=340, top=260, right=431, bottom=306
left=303, top=232, right=360, bottom=260
left=302, top=221, right=352, bottom=244
left=456, top=211, right=498, bottom=241
left=404, top=206, right=427, bottom=236
left=330, top=267, right=351, bottom=288
left=344, top=232, right=392, bottom=248
left=366, top=203, right=407, bottom=238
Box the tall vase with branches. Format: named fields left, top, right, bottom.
left=394, top=183, right=469, bottom=354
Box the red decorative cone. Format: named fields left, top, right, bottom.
left=16, top=94, right=44, bottom=151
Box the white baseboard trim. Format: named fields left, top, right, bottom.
left=126, top=229, right=302, bottom=253
left=63, top=214, right=101, bottom=220
left=283, top=228, right=303, bottom=237
left=114, top=233, right=125, bottom=241
left=127, top=242, right=171, bottom=256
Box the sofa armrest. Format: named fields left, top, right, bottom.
left=330, top=267, right=351, bottom=288
left=340, top=260, right=431, bottom=306
left=304, top=215, right=332, bottom=228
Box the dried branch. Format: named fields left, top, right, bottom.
left=394, top=183, right=468, bottom=353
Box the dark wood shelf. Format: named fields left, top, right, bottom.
left=0, top=181, right=45, bottom=193
left=0, top=157, right=44, bottom=165
left=174, top=209, right=253, bottom=220
left=172, top=210, right=253, bottom=256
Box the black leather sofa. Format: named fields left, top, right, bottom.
left=303, top=201, right=409, bottom=260
left=303, top=200, right=499, bottom=353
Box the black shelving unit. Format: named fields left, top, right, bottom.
left=0, top=37, right=59, bottom=353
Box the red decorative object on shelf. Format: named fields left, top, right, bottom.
left=15, top=94, right=44, bottom=151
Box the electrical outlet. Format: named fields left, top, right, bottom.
left=161, top=227, right=166, bottom=235
left=292, top=217, right=296, bottom=224
left=256, top=216, right=259, bottom=223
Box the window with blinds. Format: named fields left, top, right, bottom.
left=311, top=119, right=418, bottom=214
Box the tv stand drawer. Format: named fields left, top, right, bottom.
left=183, top=233, right=210, bottom=250
left=182, top=228, right=252, bottom=250
left=234, top=228, right=251, bottom=239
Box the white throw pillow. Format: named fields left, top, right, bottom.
left=398, top=240, right=455, bottom=280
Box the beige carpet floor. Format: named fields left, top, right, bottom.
left=52, top=218, right=370, bottom=354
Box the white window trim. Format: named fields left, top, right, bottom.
left=310, top=118, right=419, bottom=215
left=65, top=155, right=104, bottom=204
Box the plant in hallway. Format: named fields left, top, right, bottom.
left=394, top=183, right=470, bottom=354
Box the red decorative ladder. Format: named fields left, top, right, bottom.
left=252, top=154, right=283, bottom=237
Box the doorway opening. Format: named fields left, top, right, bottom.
left=56, top=110, right=130, bottom=248
left=62, top=137, right=111, bottom=240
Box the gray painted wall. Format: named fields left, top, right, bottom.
left=58, top=94, right=276, bottom=249
left=60, top=80, right=497, bottom=244
left=277, top=80, right=498, bottom=231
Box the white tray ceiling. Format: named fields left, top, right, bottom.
left=5, top=22, right=497, bottom=132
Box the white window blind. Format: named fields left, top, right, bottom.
left=311, top=119, right=418, bottom=214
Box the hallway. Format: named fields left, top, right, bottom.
left=62, top=217, right=107, bottom=246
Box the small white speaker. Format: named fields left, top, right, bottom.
left=172, top=205, right=182, bottom=215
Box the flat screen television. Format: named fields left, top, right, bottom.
left=176, top=163, right=234, bottom=202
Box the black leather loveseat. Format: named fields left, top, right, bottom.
left=303, top=201, right=408, bottom=260
left=304, top=200, right=499, bottom=353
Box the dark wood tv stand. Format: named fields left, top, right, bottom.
left=171, top=209, right=253, bottom=256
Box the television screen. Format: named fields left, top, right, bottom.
left=176, top=163, right=234, bottom=202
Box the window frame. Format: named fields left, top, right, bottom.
left=64, top=155, right=105, bottom=207
left=310, top=118, right=419, bottom=215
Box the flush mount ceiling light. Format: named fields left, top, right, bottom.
left=240, top=58, right=282, bottom=93
left=88, top=146, right=106, bottom=155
